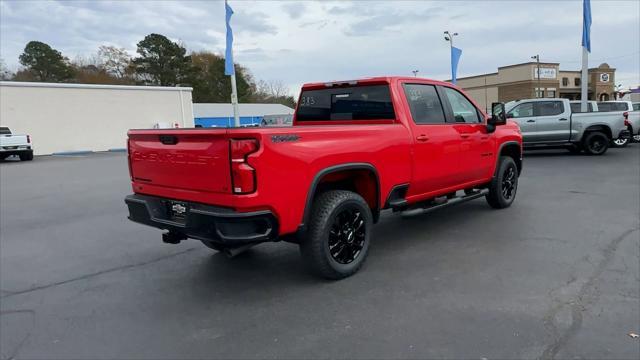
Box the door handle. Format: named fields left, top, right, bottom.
left=460, top=134, right=471, bottom=139
left=526, top=120, right=536, bottom=123
left=558, top=118, right=568, bottom=121
left=416, top=135, right=429, bottom=142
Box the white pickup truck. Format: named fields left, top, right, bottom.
left=0, top=127, right=34, bottom=161
left=596, top=101, right=640, bottom=145
left=505, top=98, right=629, bottom=155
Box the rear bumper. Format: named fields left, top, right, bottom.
left=125, top=194, right=278, bottom=246
left=0, top=148, right=32, bottom=156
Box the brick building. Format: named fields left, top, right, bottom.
left=456, top=62, right=616, bottom=111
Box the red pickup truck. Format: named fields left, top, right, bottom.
left=125, top=77, right=522, bottom=279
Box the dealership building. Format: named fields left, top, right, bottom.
left=456, top=62, right=616, bottom=111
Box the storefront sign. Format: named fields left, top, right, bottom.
left=533, top=67, right=557, bottom=79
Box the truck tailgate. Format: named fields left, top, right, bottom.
left=0, top=134, right=28, bottom=147
left=128, top=130, right=231, bottom=194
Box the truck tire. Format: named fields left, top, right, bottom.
left=19, top=152, right=33, bottom=161
left=486, top=156, right=518, bottom=209
left=300, top=190, right=372, bottom=280
left=583, top=131, right=609, bottom=155
left=612, top=137, right=629, bottom=148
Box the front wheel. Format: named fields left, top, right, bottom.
left=486, top=156, right=518, bottom=209
left=583, top=131, right=609, bottom=155
left=633, top=134, right=640, bottom=143
left=300, top=190, right=372, bottom=280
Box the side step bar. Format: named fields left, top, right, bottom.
left=400, top=189, right=489, bottom=217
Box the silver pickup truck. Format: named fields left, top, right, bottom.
left=505, top=98, right=629, bottom=155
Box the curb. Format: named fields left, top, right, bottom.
left=52, top=150, right=93, bottom=156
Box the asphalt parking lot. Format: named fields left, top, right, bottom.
left=1, top=147, right=639, bottom=359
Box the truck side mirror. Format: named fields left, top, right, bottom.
left=487, top=102, right=507, bottom=133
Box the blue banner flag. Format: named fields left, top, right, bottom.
left=582, top=0, right=592, bottom=52
left=451, top=46, right=462, bottom=85
left=224, top=0, right=235, bottom=75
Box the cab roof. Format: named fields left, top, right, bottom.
left=301, top=76, right=453, bottom=90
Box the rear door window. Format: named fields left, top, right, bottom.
left=633, top=103, right=640, bottom=111
left=535, top=101, right=564, bottom=116
left=296, top=85, right=395, bottom=121
left=442, top=87, right=481, bottom=123
left=402, top=84, right=446, bottom=124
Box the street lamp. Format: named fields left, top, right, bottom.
left=444, top=31, right=459, bottom=83
left=412, top=70, right=419, bottom=77
left=531, top=54, right=540, bottom=98
left=444, top=30, right=458, bottom=47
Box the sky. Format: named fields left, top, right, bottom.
left=1, top=0, right=639, bottom=96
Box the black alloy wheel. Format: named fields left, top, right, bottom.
left=300, top=190, right=372, bottom=279
left=328, top=207, right=366, bottom=264
left=486, top=156, right=518, bottom=209
left=584, top=131, right=609, bottom=155
left=501, top=165, right=517, bottom=200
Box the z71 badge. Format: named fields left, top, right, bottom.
left=271, top=134, right=300, bottom=143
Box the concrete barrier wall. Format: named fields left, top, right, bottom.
left=0, top=82, right=193, bottom=155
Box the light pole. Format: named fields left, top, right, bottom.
left=531, top=54, right=540, bottom=98
left=444, top=30, right=458, bottom=82
left=412, top=70, right=419, bottom=77
left=444, top=30, right=458, bottom=49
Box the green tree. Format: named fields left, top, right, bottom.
left=132, top=34, right=192, bottom=86
left=18, top=41, right=74, bottom=82
left=187, top=51, right=255, bottom=103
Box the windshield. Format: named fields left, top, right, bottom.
left=296, top=85, right=395, bottom=121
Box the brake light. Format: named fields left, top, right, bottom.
left=126, top=139, right=133, bottom=180
left=623, top=112, right=630, bottom=126
left=230, top=139, right=259, bottom=194
left=26, top=135, right=30, bottom=143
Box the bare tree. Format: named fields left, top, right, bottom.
left=97, top=45, right=131, bottom=79
left=0, top=59, right=13, bottom=80
left=257, top=79, right=290, bottom=99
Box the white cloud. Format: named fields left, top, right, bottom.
left=1, top=0, right=638, bottom=95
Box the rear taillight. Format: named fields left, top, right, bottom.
left=230, top=139, right=259, bottom=194
left=27, top=135, right=31, bottom=143
left=127, top=139, right=133, bottom=180
left=623, top=112, right=630, bottom=126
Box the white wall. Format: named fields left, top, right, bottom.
left=0, top=82, right=193, bottom=155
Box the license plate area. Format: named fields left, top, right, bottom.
left=165, top=201, right=189, bottom=223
